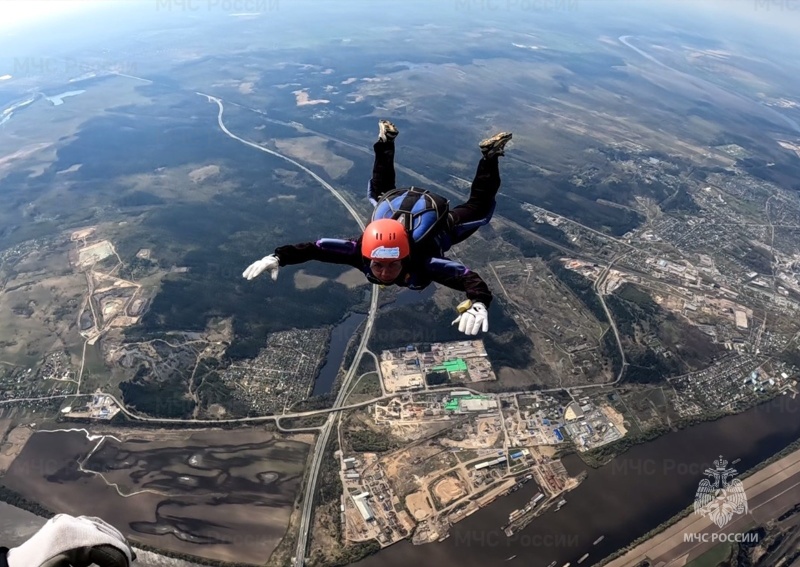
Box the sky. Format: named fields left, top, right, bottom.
left=691, top=0, right=800, bottom=36
left=1, top=0, right=798, bottom=60
left=1, top=0, right=798, bottom=29
left=0, top=0, right=108, bottom=30
left=2, top=0, right=799, bottom=32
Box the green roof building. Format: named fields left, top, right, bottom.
left=444, top=394, right=495, bottom=412
left=430, top=358, right=467, bottom=373
left=444, top=399, right=460, bottom=412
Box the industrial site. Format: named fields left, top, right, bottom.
left=334, top=379, right=612, bottom=547
left=62, top=391, right=122, bottom=420
left=378, top=341, right=497, bottom=392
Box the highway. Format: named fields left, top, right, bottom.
left=196, top=92, right=367, bottom=230
left=1, top=382, right=488, bottom=426
left=156, top=94, right=384, bottom=566
left=191, top=93, right=380, bottom=567
left=293, top=287, right=379, bottom=566
left=1, top=389, right=371, bottom=421
left=0, top=71, right=642, bottom=564
left=190, top=93, right=633, bottom=563
left=592, top=254, right=629, bottom=385
left=15, top=87, right=622, bottom=562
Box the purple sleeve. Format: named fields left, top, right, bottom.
left=423, top=258, right=493, bottom=307
left=274, top=238, right=364, bottom=269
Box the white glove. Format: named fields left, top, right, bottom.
left=242, top=254, right=280, bottom=281
left=7, top=514, right=134, bottom=567
left=452, top=302, right=489, bottom=335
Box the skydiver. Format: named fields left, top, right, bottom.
left=1, top=513, right=134, bottom=567
left=242, top=120, right=512, bottom=336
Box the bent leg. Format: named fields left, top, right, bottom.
left=447, top=156, right=501, bottom=245
left=368, top=141, right=396, bottom=206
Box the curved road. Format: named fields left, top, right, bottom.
left=539, top=255, right=629, bottom=394
left=5, top=382, right=486, bottom=426
left=193, top=93, right=379, bottom=567
left=196, top=92, right=367, bottom=229
left=5, top=390, right=386, bottom=423
left=592, top=255, right=629, bottom=384
left=195, top=93, right=631, bottom=563
left=0, top=75, right=630, bottom=563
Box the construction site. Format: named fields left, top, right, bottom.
left=378, top=341, right=496, bottom=393
left=373, top=391, right=499, bottom=425
left=62, top=391, right=121, bottom=420
left=338, top=389, right=580, bottom=547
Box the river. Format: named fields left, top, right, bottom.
left=354, top=394, right=800, bottom=567
left=45, top=89, right=86, bottom=106
left=312, top=286, right=434, bottom=396
left=312, top=312, right=367, bottom=396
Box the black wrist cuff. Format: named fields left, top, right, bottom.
left=0, top=546, right=10, bottom=567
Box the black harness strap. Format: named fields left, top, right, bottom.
left=395, top=187, right=424, bottom=232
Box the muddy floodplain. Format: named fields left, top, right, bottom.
left=3, top=427, right=312, bottom=565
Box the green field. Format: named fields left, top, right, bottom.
left=344, top=372, right=382, bottom=404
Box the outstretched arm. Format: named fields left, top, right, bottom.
left=243, top=238, right=364, bottom=281
left=424, top=258, right=493, bottom=307
left=274, top=239, right=363, bottom=268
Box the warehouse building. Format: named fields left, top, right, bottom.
left=353, top=493, right=374, bottom=522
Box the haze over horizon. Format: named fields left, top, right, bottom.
left=2, top=0, right=800, bottom=566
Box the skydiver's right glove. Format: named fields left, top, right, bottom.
left=5, top=514, right=134, bottom=567
left=242, top=254, right=280, bottom=281
left=451, top=300, right=489, bottom=336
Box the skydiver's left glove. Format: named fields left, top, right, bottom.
left=5, top=514, right=134, bottom=567
left=452, top=301, right=489, bottom=336
left=242, top=254, right=280, bottom=281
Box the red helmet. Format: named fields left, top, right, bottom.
left=361, top=218, right=410, bottom=260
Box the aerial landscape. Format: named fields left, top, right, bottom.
left=2, top=1, right=800, bottom=566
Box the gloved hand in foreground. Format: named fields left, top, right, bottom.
left=242, top=254, right=280, bottom=281
left=452, top=301, right=489, bottom=335
left=6, top=514, right=134, bottom=567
